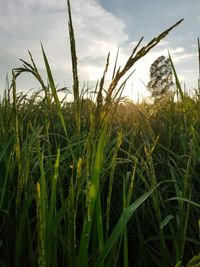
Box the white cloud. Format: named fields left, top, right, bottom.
left=170, top=47, right=194, bottom=64
left=0, top=0, right=129, bottom=93
left=114, top=43, right=197, bottom=100
left=172, top=47, right=185, bottom=53
left=0, top=0, right=198, bottom=100
left=71, top=0, right=129, bottom=78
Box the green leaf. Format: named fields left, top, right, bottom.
left=168, top=52, right=184, bottom=101
left=41, top=44, right=68, bottom=137
left=97, top=189, right=154, bottom=266
left=160, top=215, right=174, bottom=230
left=166, top=197, right=200, bottom=209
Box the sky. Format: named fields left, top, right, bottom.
left=0, top=0, right=199, bottom=101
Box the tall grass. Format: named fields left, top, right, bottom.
left=0, top=1, right=200, bottom=266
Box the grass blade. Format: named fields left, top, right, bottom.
left=97, top=189, right=154, bottom=266
left=168, top=52, right=184, bottom=101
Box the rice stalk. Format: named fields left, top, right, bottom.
left=67, top=0, right=80, bottom=135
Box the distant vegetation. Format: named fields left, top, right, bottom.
left=147, top=55, right=174, bottom=102
left=0, top=1, right=200, bottom=266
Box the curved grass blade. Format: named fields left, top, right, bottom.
left=97, top=189, right=154, bottom=266
left=166, top=197, right=200, bottom=209
left=160, top=215, right=174, bottom=230
left=41, top=44, right=68, bottom=137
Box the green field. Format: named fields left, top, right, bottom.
left=0, top=2, right=200, bottom=267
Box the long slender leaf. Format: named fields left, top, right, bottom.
left=97, top=189, right=154, bottom=266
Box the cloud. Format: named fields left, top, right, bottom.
left=71, top=0, right=129, bottom=79
left=0, top=0, right=129, bottom=93
left=169, top=47, right=194, bottom=64
left=113, top=42, right=197, bottom=100
left=0, top=0, right=198, bottom=100
left=0, top=50, right=18, bottom=73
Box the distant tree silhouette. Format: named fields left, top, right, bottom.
left=147, top=56, right=174, bottom=101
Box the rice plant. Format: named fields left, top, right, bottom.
left=0, top=1, right=199, bottom=266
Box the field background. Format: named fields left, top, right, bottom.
left=0, top=2, right=200, bottom=267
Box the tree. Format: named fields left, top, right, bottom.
left=147, top=55, right=174, bottom=101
